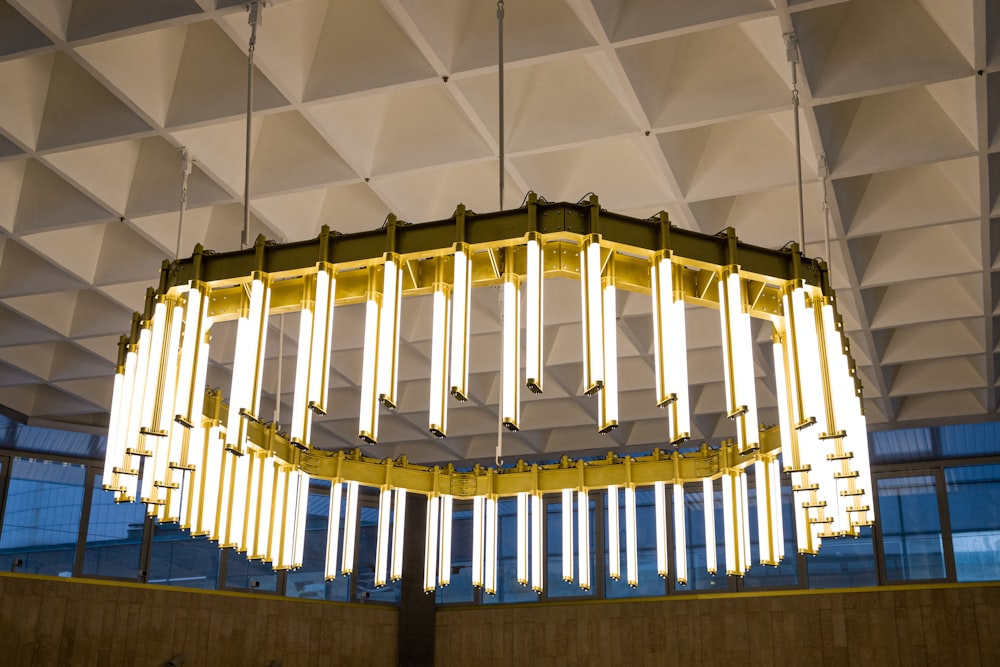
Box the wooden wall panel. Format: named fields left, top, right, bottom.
left=436, top=584, right=1000, bottom=666
left=0, top=573, right=398, bottom=666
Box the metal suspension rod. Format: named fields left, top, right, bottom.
left=176, top=149, right=193, bottom=260
left=819, top=154, right=831, bottom=273
left=785, top=32, right=805, bottom=250
left=243, top=1, right=263, bottom=249
left=497, top=0, right=505, bottom=211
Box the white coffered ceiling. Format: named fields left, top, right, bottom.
left=0, top=0, right=997, bottom=465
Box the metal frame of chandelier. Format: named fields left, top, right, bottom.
left=102, top=193, right=874, bottom=593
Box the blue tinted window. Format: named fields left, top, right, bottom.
left=483, top=498, right=537, bottom=604
left=436, top=507, right=475, bottom=604
left=82, top=474, right=145, bottom=578
left=287, top=489, right=352, bottom=601
left=356, top=504, right=400, bottom=604
left=743, top=468, right=799, bottom=590
left=545, top=496, right=596, bottom=599
left=0, top=457, right=86, bottom=576
left=945, top=465, right=1000, bottom=582
left=147, top=522, right=220, bottom=589
left=878, top=475, right=945, bottom=581
left=805, top=527, right=876, bottom=588
left=605, top=487, right=665, bottom=598
left=870, top=428, right=934, bottom=464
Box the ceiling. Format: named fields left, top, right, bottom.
left=0, top=0, right=997, bottom=466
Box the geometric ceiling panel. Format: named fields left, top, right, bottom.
left=617, top=18, right=789, bottom=129
left=0, top=2, right=51, bottom=58
left=512, top=138, right=676, bottom=212
left=816, top=84, right=976, bottom=178
left=11, top=159, right=113, bottom=235
left=304, top=0, right=435, bottom=101
left=457, top=55, right=639, bottom=153
left=310, top=83, right=493, bottom=177
left=880, top=319, right=985, bottom=365
left=791, top=0, right=971, bottom=100
left=657, top=113, right=802, bottom=201
left=836, top=157, right=980, bottom=237
left=866, top=274, right=983, bottom=330
left=851, top=220, right=981, bottom=288
left=395, top=0, right=595, bottom=73
left=0, top=0, right=997, bottom=459
left=593, top=0, right=774, bottom=43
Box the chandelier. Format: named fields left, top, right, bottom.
left=101, top=193, right=873, bottom=594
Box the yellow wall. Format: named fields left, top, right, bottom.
left=0, top=573, right=398, bottom=666
left=436, top=584, right=1000, bottom=666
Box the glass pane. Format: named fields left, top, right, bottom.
left=945, top=465, right=1000, bottom=582
left=0, top=457, right=86, bottom=576
left=804, top=527, right=876, bottom=587
left=743, top=469, right=799, bottom=590
left=605, top=488, right=665, bottom=599
left=356, top=504, right=400, bottom=604
left=483, top=498, right=537, bottom=604
left=545, top=497, right=595, bottom=600
left=287, top=490, right=352, bottom=601
left=224, top=548, right=278, bottom=592
left=436, top=507, right=474, bottom=604
left=147, top=521, right=220, bottom=589
left=877, top=475, right=946, bottom=581
left=82, top=474, right=146, bottom=578
left=681, top=484, right=726, bottom=593
left=939, top=423, right=1000, bottom=458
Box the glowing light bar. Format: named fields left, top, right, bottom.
left=501, top=269, right=520, bottom=431
left=580, top=236, right=604, bottom=395
left=530, top=493, right=543, bottom=592
left=342, top=481, right=359, bottom=575
left=525, top=234, right=543, bottom=394
left=625, top=485, right=638, bottom=587
left=378, top=255, right=402, bottom=409
left=577, top=490, right=590, bottom=590
left=673, top=483, right=687, bottom=585
left=439, top=494, right=454, bottom=587
left=607, top=485, right=620, bottom=581
left=391, top=489, right=407, bottom=581
left=449, top=244, right=471, bottom=401
left=375, top=487, right=392, bottom=587
left=484, top=496, right=498, bottom=595
left=472, top=495, right=484, bottom=588
left=358, top=276, right=381, bottom=444
left=516, top=492, right=528, bottom=585
left=703, top=477, right=717, bottom=575
left=651, top=254, right=691, bottom=444
left=428, top=280, right=451, bottom=438
left=718, top=269, right=759, bottom=454
left=561, top=488, right=573, bottom=582
left=424, top=495, right=440, bottom=592
left=654, top=481, right=668, bottom=578
left=599, top=275, right=618, bottom=434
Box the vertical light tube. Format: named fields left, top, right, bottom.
left=525, top=235, right=543, bottom=394
left=769, top=457, right=785, bottom=561
left=561, top=488, right=573, bottom=582
left=377, top=255, right=401, bottom=409
left=530, top=493, right=543, bottom=592
left=652, top=256, right=692, bottom=444
left=390, top=489, right=407, bottom=581
left=273, top=466, right=291, bottom=567
left=342, top=480, right=359, bottom=575
left=358, top=276, right=381, bottom=444
left=428, top=280, right=451, bottom=437
left=789, top=286, right=826, bottom=433
left=516, top=492, right=528, bottom=585
left=703, top=477, right=717, bottom=574
left=158, top=304, right=184, bottom=479
left=103, top=370, right=125, bottom=484
left=484, top=496, right=498, bottom=595
left=290, top=304, right=314, bottom=446
left=449, top=245, right=472, bottom=401
left=718, top=270, right=760, bottom=453
left=673, top=483, right=687, bottom=585
left=755, top=459, right=773, bottom=565
left=439, top=494, right=454, bottom=587
left=255, top=455, right=274, bottom=560
left=375, top=487, right=392, bottom=587
left=424, top=495, right=440, bottom=592
left=242, top=451, right=260, bottom=554
left=654, top=481, right=668, bottom=578
left=577, top=490, right=590, bottom=590
left=625, top=485, right=638, bottom=587
left=722, top=472, right=738, bottom=575
left=292, top=471, right=310, bottom=567
left=325, top=482, right=342, bottom=579
left=139, top=303, right=168, bottom=506
left=472, top=495, right=484, bottom=588
left=501, top=271, right=520, bottom=431
left=739, top=470, right=752, bottom=572
left=308, top=268, right=331, bottom=412
left=580, top=236, right=605, bottom=395
left=196, top=425, right=221, bottom=536
left=607, top=485, right=620, bottom=581
left=599, top=274, right=618, bottom=433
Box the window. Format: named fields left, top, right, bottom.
left=545, top=496, right=595, bottom=600
left=436, top=506, right=474, bottom=604
left=146, top=521, right=220, bottom=590
left=287, top=489, right=352, bottom=602
left=945, top=465, right=1000, bottom=582
left=0, top=457, right=85, bottom=576
left=877, top=475, right=946, bottom=581
left=356, top=504, right=401, bottom=604
left=82, top=473, right=146, bottom=579
left=605, top=487, right=666, bottom=598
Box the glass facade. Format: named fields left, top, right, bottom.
left=0, top=416, right=998, bottom=605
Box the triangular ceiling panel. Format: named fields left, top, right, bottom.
left=251, top=182, right=391, bottom=241
left=165, top=20, right=288, bottom=127
left=65, top=0, right=202, bottom=41
left=1, top=290, right=79, bottom=337
left=36, top=53, right=151, bottom=150
left=248, top=111, right=355, bottom=195
left=303, top=0, right=435, bottom=101
left=19, top=223, right=106, bottom=284
left=867, top=274, right=982, bottom=330
left=0, top=3, right=52, bottom=57
left=896, top=389, right=986, bottom=422
left=593, top=0, right=773, bottom=43
left=881, top=319, right=985, bottom=365
left=792, top=0, right=971, bottom=100
left=0, top=51, right=54, bottom=149
left=816, top=85, right=976, bottom=178
left=617, top=18, right=789, bottom=129
left=0, top=239, right=86, bottom=298
left=125, top=138, right=230, bottom=217
left=852, top=221, right=981, bottom=288
left=0, top=304, right=62, bottom=346
left=92, top=222, right=167, bottom=286
left=13, top=159, right=112, bottom=235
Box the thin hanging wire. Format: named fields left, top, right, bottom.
left=785, top=32, right=805, bottom=250
left=242, top=1, right=263, bottom=249
left=175, top=149, right=193, bottom=260
left=819, top=154, right=831, bottom=268
left=497, top=0, right=505, bottom=211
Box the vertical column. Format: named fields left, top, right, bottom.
left=397, top=493, right=434, bottom=667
